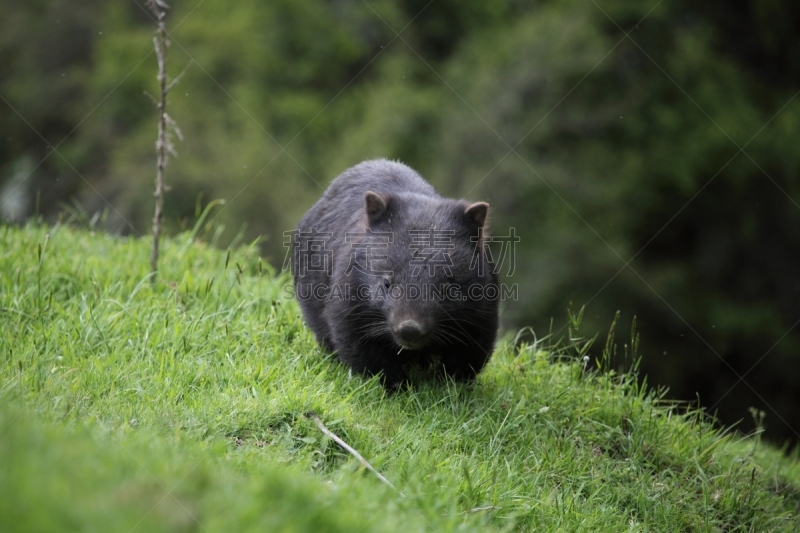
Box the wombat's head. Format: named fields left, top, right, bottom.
left=354, top=190, right=496, bottom=350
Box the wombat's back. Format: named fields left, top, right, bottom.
left=296, top=159, right=440, bottom=253
left=317, top=159, right=439, bottom=209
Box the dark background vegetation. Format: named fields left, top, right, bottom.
left=1, top=0, right=799, bottom=447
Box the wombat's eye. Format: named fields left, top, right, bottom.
left=446, top=275, right=456, bottom=285
left=383, top=277, right=391, bottom=288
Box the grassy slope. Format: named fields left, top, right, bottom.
left=1, top=223, right=798, bottom=532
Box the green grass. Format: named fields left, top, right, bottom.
left=1, top=223, right=799, bottom=532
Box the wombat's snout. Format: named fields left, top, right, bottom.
left=393, top=319, right=430, bottom=349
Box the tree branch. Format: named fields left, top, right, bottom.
left=147, top=0, right=175, bottom=283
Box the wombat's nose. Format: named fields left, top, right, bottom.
left=395, top=320, right=424, bottom=345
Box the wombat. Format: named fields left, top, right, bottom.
left=291, top=159, right=499, bottom=390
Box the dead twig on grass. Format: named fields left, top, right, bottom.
left=305, top=411, right=400, bottom=494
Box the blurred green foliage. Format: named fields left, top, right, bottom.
left=1, top=0, right=799, bottom=445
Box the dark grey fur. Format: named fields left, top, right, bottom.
left=292, top=159, right=498, bottom=389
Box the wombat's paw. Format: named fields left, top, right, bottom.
left=381, top=372, right=410, bottom=395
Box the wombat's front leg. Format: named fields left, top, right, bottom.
left=440, top=345, right=492, bottom=382
left=338, top=342, right=408, bottom=391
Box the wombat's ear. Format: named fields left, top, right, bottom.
left=464, top=202, right=489, bottom=227
left=365, top=191, right=388, bottom=222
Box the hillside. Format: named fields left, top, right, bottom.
left=1, top=223, right=798, bottom=532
